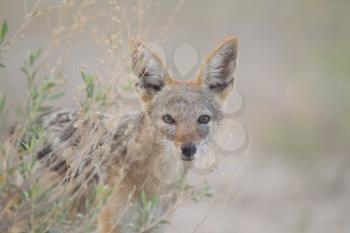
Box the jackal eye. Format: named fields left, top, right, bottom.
left=198, top=115, right=211, bottom=124
left=162, top=115, right=176, bottom=124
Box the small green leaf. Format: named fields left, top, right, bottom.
left=87, top=84, right=94, bottom=98
left=29, top=48, right=42, bottom=66
left=38, top=105, right=52, bottom=112
left=0, top=63, right=5, bottom=68
left=20, top=66, right=31, bottom=78
left=150, top=196, right=159, bottom=210
left=48, top=91, right=65, bottom=100
left=81, top=71, right=88, bottom=82
left=32, top=68, right=39, bottom=79
left=42, top=81, right=55, bottom=91
left=0, top=20, right=8, bottom=41
left=159, top=219, right=170, bottom=225
left=17, top=140, right=29, bottom=151
left=30, top=88, right=39, bottom=100
left=205, top=193, right=213, bottom=198
left=81, top=71, right=94, bottom=84
left=0, top=93, right=5, bottom=112
left=140, top=191, right=148, bottom=207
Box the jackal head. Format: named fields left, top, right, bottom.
left=130, top=37, right=238, bottom=161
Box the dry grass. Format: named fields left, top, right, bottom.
left=0, top=1, right=226, bottom=232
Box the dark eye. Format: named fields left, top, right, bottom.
left=198, top=115, right=211, bottom=124
left=162, top=115, right=176, bottom=124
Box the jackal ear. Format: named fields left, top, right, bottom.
left=129, top=39, right=171, bottom=101
left=198, top=36, right=238, bottom=100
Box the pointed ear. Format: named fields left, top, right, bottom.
left=129, top=39, right=171, bottom=102
left=198, top=36, right=239, bottom=101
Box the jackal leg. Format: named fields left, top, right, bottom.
left=98, top=181, right=136, bottom=233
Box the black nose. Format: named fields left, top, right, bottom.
left=181, top=143, right=197, bottom=159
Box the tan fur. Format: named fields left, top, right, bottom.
left=97, top=36, right=238, bottom=232
left=6, top=37, right=239, bottom=233
left=175, top=121, right=200, bottom=146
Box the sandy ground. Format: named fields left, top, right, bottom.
left=168, top=153, right=350, bottom=233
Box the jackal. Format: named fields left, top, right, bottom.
left=30, top=36, right=239, bottom=233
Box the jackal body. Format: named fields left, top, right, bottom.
left=36, top=36, right=239, bottom=233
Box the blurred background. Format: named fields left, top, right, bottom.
left=1, top=0, right=350, bottom=232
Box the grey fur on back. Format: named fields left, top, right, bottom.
left=36, top=109, right=144, bottom=181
